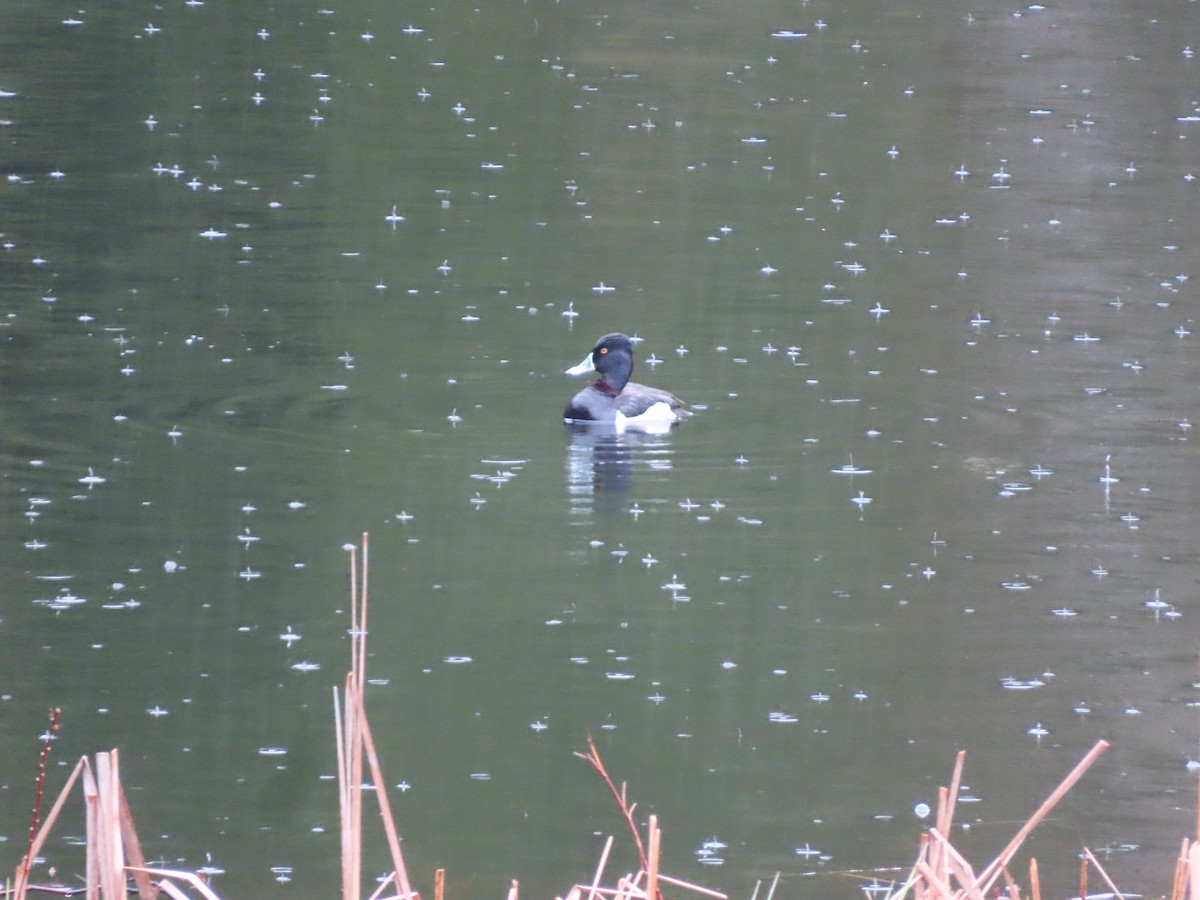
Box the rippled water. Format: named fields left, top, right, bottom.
left=2, top=2, right=1199, bottom=898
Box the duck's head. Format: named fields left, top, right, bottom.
left=564, top=332, right=635, bottom=395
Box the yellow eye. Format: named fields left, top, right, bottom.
left=599, top=347, right=608, bottom=355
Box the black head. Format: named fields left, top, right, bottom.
left=584, top=333, right=635, bottom=393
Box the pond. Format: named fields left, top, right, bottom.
left=2, top=1, right=1198, bottom=898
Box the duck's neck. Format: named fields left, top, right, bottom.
left=596, top=355, right=632, bottom=394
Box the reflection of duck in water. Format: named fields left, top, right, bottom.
left=563, top=333, right=691, bottom=428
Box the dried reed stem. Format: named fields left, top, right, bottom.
left=763, top=871, right=781, bottom=900
left=507, top=878, right=519, bottom=900
left=1028, top=858, right=1039, bottom=900
left=586, top=835, right=615, bottom=900
left=1169, top=840, right=1187, bottom=900
left=653, top=872, right=728, bottom=898
left=973, top=739, right=1109, bottom=896
left=82, top=757, right=99, bottom=900
left=926, top=829, right=984, bottom=900
left=349, top=572, right=365, bottom=897
left=13, top=754, right=87, bottom=900
left=930, top=750, right=966, bottom=887
left=435, top=868, right=445, bottom=900
left=944, top=751, right=966, bottom=833
left=912, top=832, right=930, bottom=900
left=14, top=709, right=62, bottom=900
left=590, top=887, right=642, bottom=900
left=333, top=684, right=350, bottom=898
left=1082, top=847, right=1125, bottom=900
left=358, top=694, right=414, bottom=898
left=341, top=551, right=359, bottom=899
left=117, top=780, right=157, bottom=900
left=895, top=865, right=923, bottom=900
left=915, top=860, right=956, bottom=900
left=95, top=751, right=125, bottom=900
left=340, top=538, right=368, bottom=900
left=336, top=678, right=359, bottom=900
left=574, top=737, right=648, bottom=873
left=154, top=878, right=193, bottom=900
left=929, top=787, right=949, bottom=887
left=365, top=877, right=395, bottom=900
left=358, top=534, right=369, bottom=692
left=83, top=753, right=114, bottom=900
left=1188, top=842, right=1200, bottom=900
left=126, top=867, right=222, bottom=900
left=645, top=817, right=660, bottom=900
left=350, top=544, right=360, bottom=702
left=336, top=533, right=416, bottom=900
left=999, top=865, right=1019, bottom=900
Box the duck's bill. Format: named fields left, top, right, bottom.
left=565, top=354, right=596, bottom=376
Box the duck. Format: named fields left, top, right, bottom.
left=563, top=333, right=691, bottom=426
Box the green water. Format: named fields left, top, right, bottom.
left=2, top=2, right=1198, bottom=897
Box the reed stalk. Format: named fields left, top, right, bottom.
left=13, top=709, right=63, bottom=900
left=19, top=538, right=1160, bottom=900
left=644, top=816, right=659, bottom=900
left=333, top=684, right=350, bottom=897
left=973, top=739, right=1108, bottom=896
left=82, top=754, right=99, bottom=900
left=762, top=870, right=780, bottom=900
left=1082, top=847, right=1125, bottom=900
left=335, top=533, right=417, bottom=900
left=914, top=860, right=955, bottom=900
left=98, top=751, right=126, bottom=900
left=574, top=737, right=648, bottom=874
left=365, top=876, right=395, bottom=900
left=653, top=872, right=727, bottom=897
left=151, top=879, right=192, bottom=900
left=118, top=780, right=157, bottom=900
left=13, top=754, right=87, bottom=900
left=929, top=750, right=966, bottom=887
left=1170, top=841, right=1187, bottom=900
left=998, top=865, right=1019, bottom=900
left=125, top=866, right=222, bottom=900
left=586, top=835, right=615, bottom=900
left=358, top=694, right=414, bottom=897
left=342, top=541, right=365, bottom=900
left=926, top=830, right=984, bottom=900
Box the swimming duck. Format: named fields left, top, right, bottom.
left=563, top=333, right=691, bottom=426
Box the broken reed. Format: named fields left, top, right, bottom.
left=13, top=707, right=61, bottom=899
left=335, top=536, right=723, bottom=900
left=894, top=741, right=1116, bottom=900
left=334, top=535, right=725, bottom=900
left=336, top=532, right=415, bottom=900
left=17, top=531, right=1200, bottom=900
left=10, top=749, right=162, bottom=900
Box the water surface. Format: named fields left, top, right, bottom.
left=2, top=2, right=1199, bottom=898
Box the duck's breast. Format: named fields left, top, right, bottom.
left=564, top=384, right=619, bottom=422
